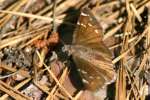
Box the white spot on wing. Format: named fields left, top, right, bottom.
left=81, top=70, right=87, bottom=74
left=95, top=30, right=99, bottom=33
left=77, top=21, right=80, bottom=25
left=82, top=79, right=89, bottom=84
left=81, top=12, right=89, bottom=16
left=81, top=23, right=86, bottom=27
left=88, top=23, right=92, bottom=26
left=77, top=69, right=81, bottom=72
left=89, top=76, right=94, bottom=79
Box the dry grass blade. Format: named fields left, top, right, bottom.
left=112, top=26, right=149, bottom=64
left=103, top=23, right=123, bottom=40
left=0, top=9, right=75, bottom=26
left=0, top=80, right=32, bottom=100
left=0, top=78, right=31, bottom=99
left=115, top=65, right=126, bottom=100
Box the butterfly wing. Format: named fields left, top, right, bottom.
left=71, top=8, right=116, bottom=91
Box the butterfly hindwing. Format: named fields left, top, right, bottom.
left=73, top=55, right=105, bottom=91
left=72, top=45, right=115, bottom=91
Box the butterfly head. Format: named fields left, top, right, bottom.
left=62, top=45, right=73, bottom=56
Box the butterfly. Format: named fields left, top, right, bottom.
left=63, top=8, right=116, bottom=91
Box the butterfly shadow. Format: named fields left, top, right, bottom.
left=56, top=7, right=85, bottom=91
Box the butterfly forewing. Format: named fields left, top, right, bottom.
left=72, top=8, right=103, bottom=44
left=72, top=8, right=112, bottom=57
left=68, top=8, right=116, bottom=91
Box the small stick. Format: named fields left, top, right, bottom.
left=0, top=68, right=23, bottom=79
left=53, top=0, right=57, bottom=33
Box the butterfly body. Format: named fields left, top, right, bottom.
left=64, top=44, right=112, bottom=63
left=63, top=8, right=116, bottom=91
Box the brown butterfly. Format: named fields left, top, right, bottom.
left=63, top=8, right=116, bottom=91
